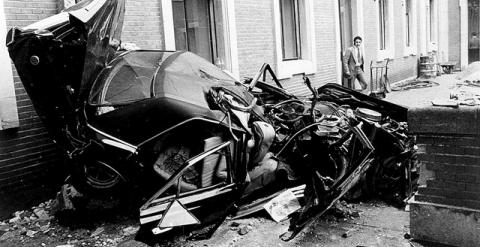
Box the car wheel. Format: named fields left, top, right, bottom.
left=71, top=158, right=124, bottom=197
left=83, top=160, right=122, bottom=189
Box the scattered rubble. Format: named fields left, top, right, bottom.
left=456, top=61, right=480, bottom=82
left=237, top=225, right=253, bottom=235
left=0, top=196, right=139, bottom=247
left=391, top=80, right=439, bottom=91
left=0, top=194, right=417, bottom=246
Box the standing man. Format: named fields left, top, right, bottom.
left=343, top=36, right=368, bottom=91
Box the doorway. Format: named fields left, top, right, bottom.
left=469, top=0, right=480, bottom=64
left=172, top=0, right=230, bottom=70
left=338, top=0, right=353, bottom=87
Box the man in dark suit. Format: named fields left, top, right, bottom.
left=343, top=36, right=368, bottom=91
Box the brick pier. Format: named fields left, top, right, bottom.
left=408, top=106, right=480, bottom=247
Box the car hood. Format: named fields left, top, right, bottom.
left=7, top=0, right=125, bottom=102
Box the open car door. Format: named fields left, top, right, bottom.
left=139, top=140, right=243, bottom=234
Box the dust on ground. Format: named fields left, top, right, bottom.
left=0, top=194, right=433, bottom=247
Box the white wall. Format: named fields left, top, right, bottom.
left=0, top=2, right=19, bottom=130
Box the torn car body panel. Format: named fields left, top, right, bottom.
left=6, top=0, right=418, bottom=241
left=6, top=0, right=126, bottom=151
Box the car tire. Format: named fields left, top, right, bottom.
left=70, top=157, right=125, bottom=197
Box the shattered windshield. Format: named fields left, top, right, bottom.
left=89, top=51, right=171, bottom=105
left=64, top=0, right=96, bottom=12
left=152, top=51, right=237, bottom=106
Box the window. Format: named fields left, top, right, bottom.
left=427, top=0, right=438, bottom=51
left=405, top=0, right=412, bottom=47
left=172, top=0, right=213, bottom=63
left=378, top=0, right=389, bottom=50
left=376, top=0, right=394, bottom=60
left=274, top=0, right=316, bottom=79
left=429, top=0, right=435, bottom=43
left=164, top=0, right=236, bottom=74
left=280, top=0, right=301, bottom=60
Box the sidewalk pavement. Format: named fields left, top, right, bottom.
left=384, top=74, right=461, bottom=108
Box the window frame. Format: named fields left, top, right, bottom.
left=403, top=0, right=417, bottom=56
left=427, top=0, right=438, bottom=51
left=376, top=0, right=395, bottom=61
left=273, top=0, right=317, bottom=79
left=280, top=0, right=301, bottom=61
left=161, top=0, right=239, bottom=79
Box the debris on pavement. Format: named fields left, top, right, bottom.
left=431, top=82, right=480, bottom=107
left=237, top=225, right=253, bottom=235
left=0, top=196, right=139, bottom=247
left=391, top=80, right=439, bottom=91
left=263, top=189, right=301, bottom=222
left=341, top=229, right=353, bottom=238
left=431, top=98, right=460, bottom=107
left=90, top=227, right=105, bottom=237
left=122, top=226, right=139, bottom=236
left=456, top=61, right=480, bottom=82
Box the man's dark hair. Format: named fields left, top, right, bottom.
left=353, top=36, right=362, bottom=42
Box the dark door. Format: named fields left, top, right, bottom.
left=172, top=0, right=229, bottom=70
left=469, top=0, right=480, bottom=64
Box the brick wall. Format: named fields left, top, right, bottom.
left=234, top=0, right=338, bottom=97
left=1, top=0, right=63, bottom=219
left=310, top=0, right=338, bottom=91
left=409, top=107, right=480, bottom=210
left=2, top=0, right=63, bottom=188
left=0, top=0, right=166, bottom=219
left=409, top=106, right=480, bottom=247
left=122, top=0, right=164, bottom=49
left=362, top=0, right=418, bottom=85
left=235, top=0, right=276, bottom=80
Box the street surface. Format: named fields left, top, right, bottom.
left=1, top=73, right=462, bottom=247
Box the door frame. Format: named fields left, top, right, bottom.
left=161, top=0, right=239, bottom=79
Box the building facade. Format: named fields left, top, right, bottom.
left=0, top=0, right=476, bottom=217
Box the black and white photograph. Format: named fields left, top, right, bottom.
left=0, top=0, right=477, bottom=246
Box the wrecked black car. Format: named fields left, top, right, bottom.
left=6, top=0, right=418, bottom=241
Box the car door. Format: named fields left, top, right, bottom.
left=139, top=140, right=244, bottom=233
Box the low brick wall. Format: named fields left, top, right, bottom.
left=408, top=106, right=480, bottom=247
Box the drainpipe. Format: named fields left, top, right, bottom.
left=460, top=0, right=468, bottom=69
